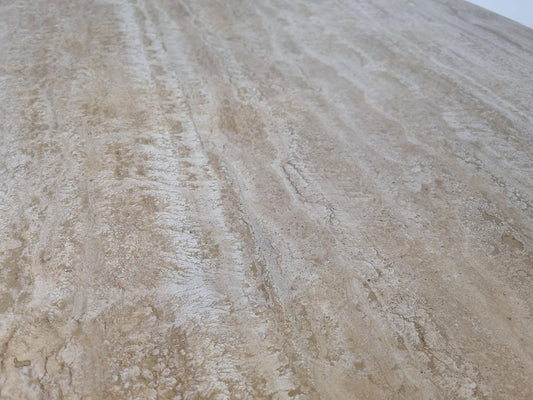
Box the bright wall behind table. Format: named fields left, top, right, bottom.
left=467, top=0, right=533, bottom=29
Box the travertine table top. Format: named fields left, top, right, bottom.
left=0, top=0, right=532, bottom=399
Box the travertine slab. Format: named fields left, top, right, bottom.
left=0, top=0, right=532, bottom=399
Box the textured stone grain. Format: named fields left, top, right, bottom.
left=0, top=0, right=532, bottom=399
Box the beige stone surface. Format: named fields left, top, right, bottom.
left=0, top=0, right=532, bottom=399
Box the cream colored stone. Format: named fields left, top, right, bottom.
left=0, top=0, right=532, bottom=399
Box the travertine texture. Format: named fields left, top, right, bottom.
left=0, top=0, right=532, bottom=399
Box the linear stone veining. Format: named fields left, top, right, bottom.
left=0, top=0, right=532, bottom=399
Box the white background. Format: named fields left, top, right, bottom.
left=467, top=0, right=533, bottom=29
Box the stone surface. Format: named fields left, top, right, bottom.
left=0, top=0, right=532, bottom=399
